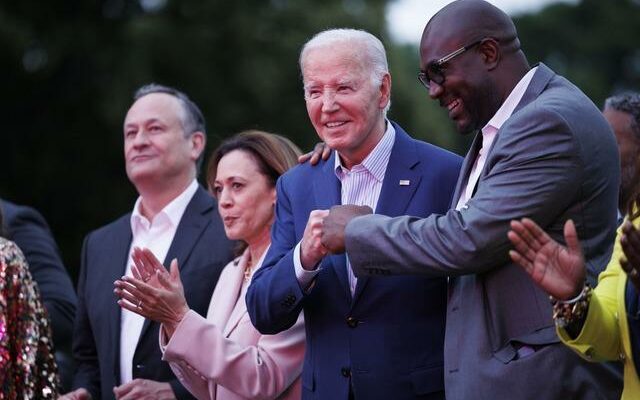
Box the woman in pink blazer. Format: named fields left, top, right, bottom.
left=115, top=130, right=305, bottom=400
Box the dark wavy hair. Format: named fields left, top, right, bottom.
left=206, top=130, right=302, bottom=254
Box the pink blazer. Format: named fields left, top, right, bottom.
left=160, top=249, right=304, bottom=400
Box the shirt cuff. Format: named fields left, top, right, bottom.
left=293, top=241, right=321, bottom=291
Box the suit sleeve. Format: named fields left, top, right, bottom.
left=162, top=310, right=304, bottom=400
left=246, top=176, right=308, bottom=335
left=348, top=108, right=582, bottom=277
left=5, top=204, right=77, bottom=350
left=71, top=234, right=101, bottom=397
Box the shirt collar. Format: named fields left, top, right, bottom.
left=334, top=119, right=396, bottom=182
left=483, top=66, right=538, bottom=134
left=131, top=179, right=199, bottom=230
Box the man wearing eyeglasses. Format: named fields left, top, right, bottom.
left=319, top=1, right=623, bottom=399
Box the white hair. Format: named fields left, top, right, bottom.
left=299, top=28, right=391, bottom=115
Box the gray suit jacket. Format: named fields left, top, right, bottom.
left=346, top=64, right=623, bottom=399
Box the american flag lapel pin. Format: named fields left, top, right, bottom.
left=399, top=180, right=410, bottom=186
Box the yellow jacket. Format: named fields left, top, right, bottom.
left=560, top=218, right=640, bottom=399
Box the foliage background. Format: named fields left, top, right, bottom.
left=1, top=0, right=638, bottom=280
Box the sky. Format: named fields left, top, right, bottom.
left=386, top=0, right=579, bottom=44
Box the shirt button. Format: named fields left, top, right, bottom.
left=341, top=367, right=351, bottom=377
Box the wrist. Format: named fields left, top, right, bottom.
left=551, top=283, right=592, bottom=335
left=300, top=248, right=321, bottom=271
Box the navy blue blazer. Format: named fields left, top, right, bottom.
left=247, top=123, right=462, bottom=400
left=72, top=186, right=234, bottom=399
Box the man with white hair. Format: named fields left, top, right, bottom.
left=247, top=29, right=462, bottom=400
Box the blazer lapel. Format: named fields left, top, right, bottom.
left=450, top=132, right=483, bottom=208
left=474, top=63, right=554, bottom=190
left=220, top=254, right=248, bottom=337
left=164, top=187, right=214, bottom=271
left=138, top=186, right=215, bottom=341
left=313, top=155, right=351, bottom=298
left=513, top=63, right=554, bottom=116
left=352, top=125, right=420, bottom=304
left=108, top=216, right=133, bottom=382
left=207, top=257, right=242, bottom=328
left=374, top=124, right=422, bottom=216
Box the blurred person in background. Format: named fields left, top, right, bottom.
left=0, top=203, right=59, bottom=398
left=114, top=130, right=305, bottom=400
left=1, top=199, right=77, bottom=391
left=602, top=93, right=640, bottom=218
left=508, top=92, right=640, bottom=399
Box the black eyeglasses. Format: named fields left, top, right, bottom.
left=417, top=39, right=482, bottom=90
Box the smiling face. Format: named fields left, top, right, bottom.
left=419, top=32, right=498, bottom=136
left=212, top=149, right=276, bottom=245
left=302, top=43, right=390, bottom=168
left=123, top=93, right=202, bottom=188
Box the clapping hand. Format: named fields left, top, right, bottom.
left=621, top=221, right=640, bottom=292
left=114, top=247, right=190, bottom=338
left=507, top=218, right=585, bottom=300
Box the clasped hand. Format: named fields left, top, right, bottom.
left=300, top=204, right=373, bottom=269
left=114, top=247, right=190, bottom=338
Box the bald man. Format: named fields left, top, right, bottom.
left=320, top=0, right=622, bottom=398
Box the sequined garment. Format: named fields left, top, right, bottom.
left=0, top=238, right=59, bottom=399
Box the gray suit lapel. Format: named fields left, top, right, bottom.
left=450, top=132, right=483, bottom=208
left=513, top=63, right=554, bottom=115
left=452, top=64, right=555, bottom=209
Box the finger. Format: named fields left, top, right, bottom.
left=622, top=220, right=634, bottom=235
left=521, top=218, right=552, bottom=246
left=309, top=209, right=330, bottom=219
left=515, top=218, right=547, bottom=250
left=117, top=299, right=146, bottom=316
left=131, top=263, right=144, bottom=281
left=114, top=380, right=142, bottom=400
left=509, top=249, right=533, bottom=273
left=507, top=228, right=537, bottom=265
left=625, top=224, right=640, bottom=254
left=141, top=248, right=164, bottom=272
left=309, top=151, right=320, bottom=165
left=157, top=267, right=176, bottom=290
left=621, top=235, right=640, bottom=271
left=169, top=259, right=183, bottom=286
left=115, top=286, right=143, bottom=306
left=563, top=219, right=581, bottom=255
left=321, top=143, right=331, bottom=161
left=118, top=276, right=153, bottom=298
left=297, top=151, right=312, bottom=164
left=114, top=381, right=134, bottom=398
left=621, top=258, right=640, bottom=292
left=133, top=248, right=155, bottom=278
left=310, top=142, right=325, bottom=165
